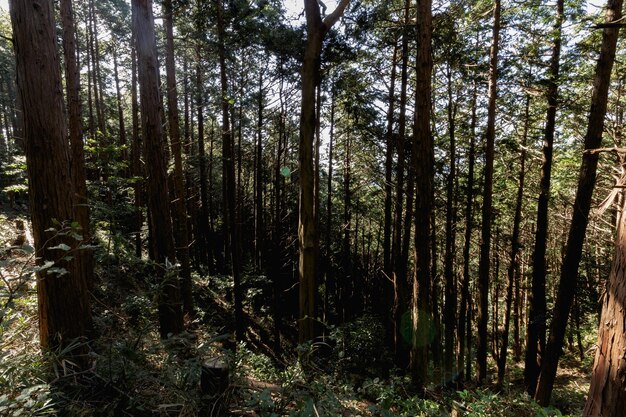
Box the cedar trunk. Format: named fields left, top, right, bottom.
left=9, top=0, right=92, bottom=350
left=477, top=0, right=500, bottom=384
left=132, top=0, right=183, bottom=338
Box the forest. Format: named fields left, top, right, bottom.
left=0, top=0, right=625, bottom=415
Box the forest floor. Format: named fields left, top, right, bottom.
left=0, top=202, right=593, bottom=417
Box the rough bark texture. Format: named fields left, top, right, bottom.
left=477, top=0, right=500, bottom=384
left=583, top=213, right=626, bottom=416
left=9, top=0, right=92, bottom=350
left=411, top=0, right=433, bottom=389
left=132, top=0, right=183, bottom=339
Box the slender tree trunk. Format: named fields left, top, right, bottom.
left=411, top=0, right=434, bottom=389
left=477, top=0, right=501, bottom=384
left=525, top=0, right=563, bottom=395
left=255, top=71, right=265, bottom=270
left=443, top=64, right=458, bottom=380
left=132, top=0, right=183, bottom=338
left=130, top=17, right=143, bottom=258
left=535, top=0, right=623, bottom=404
left=9, top=0, right=92, bottom=352
left=393, top=0, right=411, bottom=366
left=458, top=75, right=478, bottom=382
left=196, top=59, right=211, bottom=270
left=164, top=0, right=193, bottom=315
left=299, top=0, right=350, bottom=343
left=497, top=95, right=530, bottom=389
left=60, top=0, right=94, bottom=290
left=112, top=50, right=128, bottom=174
left=216, top=0, right=244, bottom=341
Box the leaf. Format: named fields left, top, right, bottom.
left=21, top=244, right=34, bottom=253
left=48, top=243, right=71, bottom=251
left=280, top=166, right=291, bottom=177
left=34, top=261, right=54, bottom=272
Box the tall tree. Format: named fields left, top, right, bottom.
left=476, top=0, right=501, bottom=384
left=298, top=0, right=350, bottom=343
left=60, top=0, right=93, bottom=288
left=9, top=0, right=92, bottom=351
left=132, top=0, right=183, bottom=338
left=411, top=0, right=434, bottom=389
left=535, top=0, right=623, bottom=404
left=216, top=0, right=244, bottom=341
left=525, top=0, right=563, bottom=395
left=163, top=0, right=193, bottom=316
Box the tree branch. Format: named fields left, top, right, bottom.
left=322, top=0, right=350, bottom=31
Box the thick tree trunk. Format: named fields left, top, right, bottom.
left=583, top=195, right=626, bottom=416
left=535, top=0, right=623, bottom=405
left=132, top=0, right=183, bottom=338
left=477, top=0, right=500, bottom=384
left=164, top=0, right=193, bottom=316
left=410, top=0, right=434, bottom=389
left=525, top=0, right=563, bottom=395
left=9, top=0, right=92, bottom=351
left=130, top=16, right=143, bottom=258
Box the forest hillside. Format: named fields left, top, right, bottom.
left=1, top=0, right=625, bottom=416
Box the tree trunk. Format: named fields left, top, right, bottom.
left=60, top=0, right=94, bottom=290
left=525, top=0, right=563, bottom=395
left=411, top=0, right=434, bottom=389
left=299, top=0, right=350, bottom=343
left=583, top=194, right=626, bottom=416
left=497, top=94, right=530, bottom=389
left=535, top=0, right=623, bottom=405
left=216, top=0, right=244, bottom=341
left=132, top=0, right=183, bottom=338
left=393, top=0, right=411, bottom=366
left=458, top=73, right=478, bottom=382
left=130, top=16, right=143, bottom=259
left=443, top=64, right=458, bottom=380
left=477, top=0, right=500, bottom=384
left=9, top=0, right=92, bottom=352
left=112, top=50, right=129, bottom=174
left=164, top=0, right=193, bottom=316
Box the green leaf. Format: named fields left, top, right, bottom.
left=21, top=244, right=34, bottom=253
left=48, top=243, right=71, bottom=251
left=280, top=166, right=291, bottom=177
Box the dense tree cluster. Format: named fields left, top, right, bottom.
left=1, top=0, right=626, bottom=414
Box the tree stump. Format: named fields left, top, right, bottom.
left=200, top=357, right=229, bottom=415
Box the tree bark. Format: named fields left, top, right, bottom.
left=132, top=0, right=183, bottom=338
left=582, top=195, right=626, bottom=416
left=535, top=0, right=623, bottom=405
left=299, top=0, right=349, bottom=343
left=9, top=0, right=92, bottom=351
left=477, top=0, right=500, bottom=384
left=410, top=0, right=434, bottom=389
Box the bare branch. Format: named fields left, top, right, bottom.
left=322, top=0, right=350, bottom=31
